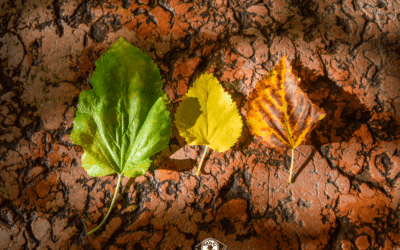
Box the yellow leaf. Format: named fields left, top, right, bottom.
left=246, top=57, right=326, bottom=182
left=175, top=73, right=243, bottom=175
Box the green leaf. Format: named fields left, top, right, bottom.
left=175, top=73, right=243, bottom=175
left=70, top=37, right=172, bottom=235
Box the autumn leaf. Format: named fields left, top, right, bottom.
left=70, top=38, right=172, bottom=235
left=175, top=73, right=243, bottom=176
left=246, top=57, right=325, bottom=183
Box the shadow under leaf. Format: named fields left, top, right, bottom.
left=174, top=96, right=202, bottom=132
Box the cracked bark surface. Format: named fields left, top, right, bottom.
left=1, top=0, right=400, bottom=249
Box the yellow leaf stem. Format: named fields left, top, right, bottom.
left=289, top=148, right=294, bottom=183
left=196, top=145, right=209, bottom=176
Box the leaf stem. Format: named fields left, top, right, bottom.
left=289, top=148, right=294, bottom=183
left=196, top=145, right=208, bottom=176
left=87, top=174, right=122, bottom=236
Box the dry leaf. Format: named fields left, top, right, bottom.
left=246, top=57, right=325, bottom=182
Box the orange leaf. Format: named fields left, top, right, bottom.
left=247, top=57, right=326, bottom=149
